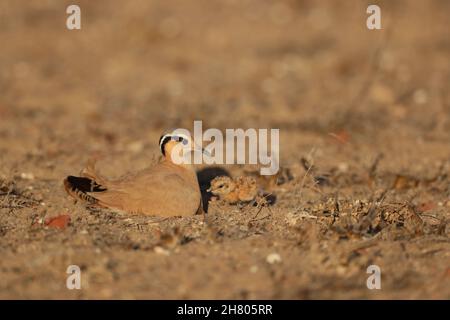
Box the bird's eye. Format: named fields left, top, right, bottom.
left=181, top=138, right=189, bottom=145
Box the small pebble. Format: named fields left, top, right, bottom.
left=338, top=162, right=349, bottom=173
left=154, top=246, right=170, bottom=256
left=266, top=253, right=282, bottom=264
left=336, top=265, right=347, bottom=276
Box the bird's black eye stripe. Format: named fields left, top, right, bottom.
left=173, top=136, right=189, bottom=145
left=159, top=135, right=172, bottom=156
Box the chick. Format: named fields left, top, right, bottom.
left=207, top=176, right=258, bottom=204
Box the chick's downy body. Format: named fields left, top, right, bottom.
left=208, top=176, right=258, bottom=204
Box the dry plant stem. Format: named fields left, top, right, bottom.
left=250, top=194, right=273, bottom=221
left=296, top=148, right=316, bottom=203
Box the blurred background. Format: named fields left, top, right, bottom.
left=1, top=0, right=448, bottom=169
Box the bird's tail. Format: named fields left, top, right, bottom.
left=63, top=158, right=108, bottom=204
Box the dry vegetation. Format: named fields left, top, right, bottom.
left=0, top=0, right=449, bottom=299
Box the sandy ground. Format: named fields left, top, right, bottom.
left=0, top=0, right=449, bottom=299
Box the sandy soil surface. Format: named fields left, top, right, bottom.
left=0, top=0, right=449, bottom=299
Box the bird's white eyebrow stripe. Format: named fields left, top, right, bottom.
left=159, top=134, right=171, bottom=151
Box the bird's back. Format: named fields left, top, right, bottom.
left=66, top=160, right=201, bottom=216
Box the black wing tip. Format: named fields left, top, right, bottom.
left=64, top=176, right=102, bottom=204
left=65, top=176, right=106, bottom=193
